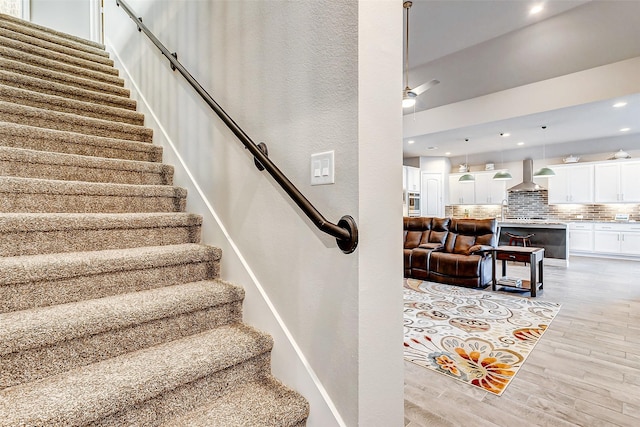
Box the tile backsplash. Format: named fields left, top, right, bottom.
left=446, top=190, right=640, bottom=221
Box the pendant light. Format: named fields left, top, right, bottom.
left=459, top=150, right=474, bottom=182
left=534, top=128, right=555, bottom=177
left=493, top=138, right=513, bottom=180
left=493, top=170, right=513, bottom=180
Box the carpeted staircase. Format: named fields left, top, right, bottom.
left=0, top=13, right=309, bottom=426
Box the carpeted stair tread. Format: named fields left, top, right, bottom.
left=0, top=34, right=117, bottom=76
left=0, top=243, right=219, bottom=285
left=0, top=176, right=186, bottom=213
left=164, top=375, right=309, bottom=427
left=0, top=18, right=109, bottom=59
left=0, top=324, right=273, bottom=426
left=0, top=146, right=172, bottom=184
left=0, top=212, right=202, bottom=256
left=0, top=44, right=123, bottom=86
left=0, top=83, right=143, bottom=125
left=0, top=102, right=152, bottom=142
left=0, top=281, right=245, bottom=389
left=0, top=69, right=136, bottom=110
left=0, top=122, right=162, bottom=162
left=0, top=12, right=104, bottom=50
left=0, top=279, right=244, bottom=357
left=0, top=26, right=113, bottom=67
left=0, top=243, right=222, bottom=313
left=0, top=57, right=129, bottom=97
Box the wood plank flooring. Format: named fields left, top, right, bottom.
left=404, top=256, right=640, bottom=426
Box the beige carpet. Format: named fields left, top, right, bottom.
left=0, top=12, right=308, bottom=426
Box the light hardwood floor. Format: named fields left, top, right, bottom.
left=404, top=256, right=640, bottom=427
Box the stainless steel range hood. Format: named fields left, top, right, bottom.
left=507, top=158, right=545, bottom=192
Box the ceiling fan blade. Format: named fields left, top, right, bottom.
left=411, top=79, right=440, bottom=96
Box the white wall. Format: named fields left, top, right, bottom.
left=30, top=0, right=91, bottom=40
left=103, top=1, right=403, bottom=425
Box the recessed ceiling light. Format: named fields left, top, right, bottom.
left=620, top=127, right=631, bottom=132
left=408, top=140, right=415, bottom=144
left=517, top=141, right=525, bottom=146
left=445, top=152, right=451, bottom=156
left=426, top=146, right=438, bottom=150
left=500, top=132, right=511, bottom=137
left=530, top=4, right=544, bottom=15
left=613, top=102, right=628, bottom=108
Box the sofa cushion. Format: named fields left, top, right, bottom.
left=404, top=217, right=433, bottom=249
left=404, top=230, right=424, bottom=249
left=430, top=252, right=483, bottom=277
left=452, top=234, right=476, bottom=254
left=451, top=218, right=497, bottom=246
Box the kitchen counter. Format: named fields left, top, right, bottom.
left=498, top=220, right=567, bottom=229
left=497, top=221, right=568, bottom=265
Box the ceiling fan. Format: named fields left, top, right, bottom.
left=403, top=1, right=439, bottom=109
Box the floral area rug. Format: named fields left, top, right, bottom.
left=403, top=279, right=561, bottom=395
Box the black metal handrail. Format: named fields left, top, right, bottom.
left=115, top=0, right=357, bottom=253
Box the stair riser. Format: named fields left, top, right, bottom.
left=0, top=27, right=113, bottom=67
left=0, top=35, right=117, bottom=77
left=0, top=71, right=136, bottom=110
left=0, top=46, right=123, bottom=87
left=0, top=108, right=153, bottom=142
left=94, top=353, right=271, bottom=427
left=1, top=303, right=243, bottom=389
left=0, top=86, right=144, bottom=125
left=0, top=127, right=163, bottom=163
left=0, top=192, right=186, bottom=214
left=0, top=158, right=173, bottom=185
left=0, top=58, right=130, bottom=98
left=0, top=261, right=219, bottom=313
left=0, top=224, right=200, bottom=257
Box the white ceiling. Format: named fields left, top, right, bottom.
left=403, top=0, right=640, bottom=162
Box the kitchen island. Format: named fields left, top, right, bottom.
left=497, top=220, right=568, bottom=266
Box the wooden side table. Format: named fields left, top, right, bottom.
left=492, top=246, right=544, bottom=297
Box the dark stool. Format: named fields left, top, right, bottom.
left=506, top=232, right=534, bottom=247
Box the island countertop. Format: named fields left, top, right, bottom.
left=498, top=220, right=567, bottom=229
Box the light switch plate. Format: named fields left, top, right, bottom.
left=310, top=150, right=334, bottom=185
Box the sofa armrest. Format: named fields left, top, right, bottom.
left=469, top=244, right=494, bottom=255
left=418, top=243, right=444, bottom=251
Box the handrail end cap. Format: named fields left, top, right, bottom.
left=336, top=215, right=358, bottom=254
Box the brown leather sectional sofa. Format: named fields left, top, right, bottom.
left=404, top=217, right=497, bottom=288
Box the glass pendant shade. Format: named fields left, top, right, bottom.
left=534, top=167, right=556, bottom=177
left=458, top=173, right=475, bottom=183
left=492, top=170, right=513, bottom=180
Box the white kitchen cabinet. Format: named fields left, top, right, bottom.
left=621, top=232, right=640, bottom=255
left=448, top=174, right=475, bottom=205
left=547, top=164, right=594, bottom=204
left=405, top=166, right=421, bottom=192
left=568, top=222, right=593, bottom=252
left=474, top=171, right=507, bottom=204
left=594, top=161, right=640, bottom=203
left=593, top=223, right=640, bottom=255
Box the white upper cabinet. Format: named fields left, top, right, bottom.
left=547, top=164, right=594, bottom=204
left=448, top=171, right=505, bottom=205
left=474, top=171, right=507, bottom=205
left=448, top=174, right=475, bottom=205
left=405, top=166, right=421, bottom=192
left=594, top=161, right=640, bottom=203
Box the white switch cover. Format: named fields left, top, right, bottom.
left=310, top=150, right=334, bottom=185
